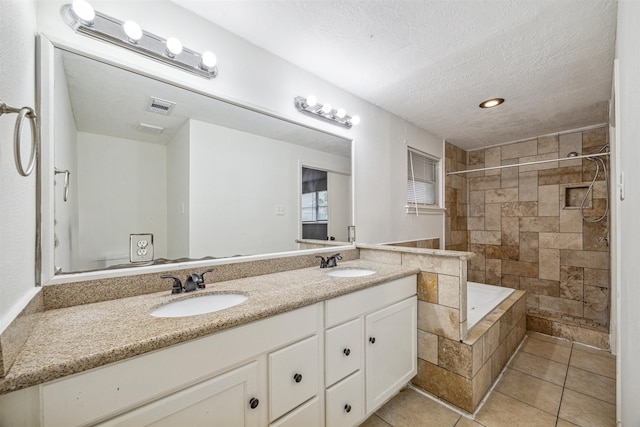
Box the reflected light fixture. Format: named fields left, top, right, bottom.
left=62, top=1, right=218, bottom=78
left=479, top=98, right=505, bottom=108
left=294, top=95, right=360, bottom=129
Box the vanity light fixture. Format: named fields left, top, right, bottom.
left=62, top=1, right=218, bottom=78
left=294, top=95, right=360, bottom=129
left=479, top=98, right=505, bottom=108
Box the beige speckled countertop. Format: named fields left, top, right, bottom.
left=0, top=259, right=418, bottom=394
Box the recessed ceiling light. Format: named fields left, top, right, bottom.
left=479, top=98, right=505, bottom=108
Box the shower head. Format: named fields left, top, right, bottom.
left=567, top=152, right=581, bottom=158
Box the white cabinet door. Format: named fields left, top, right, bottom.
left=269, top=335, right=319, bottom=422
left=365, top=296, right=417, bottom=412
left=99, top=361, right=262, bottom=427
left=325, top=318, right=362, bottom=387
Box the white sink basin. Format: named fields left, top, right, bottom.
left=326, top=268, right=376, bottom=278
left=150, top=294, right=248, bottom=318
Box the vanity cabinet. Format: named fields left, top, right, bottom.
left=40, top=304, right=321, bottom=427
left=1, top=274, right=417, bottom=427
left=324, top=275, right=417, bottom=425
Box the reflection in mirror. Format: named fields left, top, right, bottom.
left=51, top=48, right=352, bottom=274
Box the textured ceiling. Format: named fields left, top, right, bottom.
left=171, top=0, right=617, bottom=150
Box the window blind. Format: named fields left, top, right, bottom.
left=407, top=149, right=438, bottom=205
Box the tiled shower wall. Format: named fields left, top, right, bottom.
left=445, top=127, right=610, bottom=348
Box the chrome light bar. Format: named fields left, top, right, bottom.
left=62, top=1, right=218, bottom=79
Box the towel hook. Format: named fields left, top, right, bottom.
left=0, top=101, right=38, bottom=177
left=54, top=168, right=71, bottom=202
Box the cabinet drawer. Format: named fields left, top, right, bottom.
left=269, top=335, right=319, bottom=422
left=270, top=396, right=321, bottom=427
left=326, top=275, right=417, bottom=327
left=325, top=318, right=362, bottom=387
left=325, top=371, right=364, bottom=427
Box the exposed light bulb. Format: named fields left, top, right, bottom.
left=200, top=51, right=217, bottom=71
left=321, top=103, right=332, bottom=114
left=123, top=21, right=142, bottom=43
left=350, top=115, right=361, bottom=126
left=336, top=108, right=346, bottom=119
left=166, top=37, right=183, bottom=57
left=71, top=0, right=95, bottom=25
left=305, top=95, right=317, bottom=108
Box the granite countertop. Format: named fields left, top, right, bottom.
left=0, top=259, right=419, bottom=394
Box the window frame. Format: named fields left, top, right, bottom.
left=406, top=147, right=443, bottom=214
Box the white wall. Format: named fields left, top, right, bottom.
left=76, top=132, right=167, bottom=269
left=166, top=121, right=190, bottom=259
left=53, top=48, right=79, bottom=272
left=0, top=0, right=39, bottom=333
left=0, top=0, right=445, bottom=328
left=188, top=120, right=351, bottom=257
left=615, top=1, right=640, bottom=424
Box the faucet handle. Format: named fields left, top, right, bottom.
left=316, top=255, right=328, bottom=268
left=191, top=269, right=214, bottom=289
left=161, top=275, right=183, bottom=294
left=326, top=253, right=342, bottom=268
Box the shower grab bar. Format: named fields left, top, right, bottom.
left=446, top=151, right=609, bottom=175
left=0, top=101, right=38, bottom=177
left=54, top=168, right=71, bottom=202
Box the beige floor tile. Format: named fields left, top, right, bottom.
left=359, top=414, right=392, bottom=427
left=572, top=343, right=615, bottom=359
left=494, top=368, right=563, bottom=415
left=454, top=416, right=485, bottom=427
left=509, top=350, right=568, bottom=386
left=526, top=331, right=572, bottom=347
left=375, top=388, right=461, bottom=427
left=570, top=348, right=616, bottom=379
left=556, top=419, right=580, bottom=427
left=565, top=366, right=616, bottom=404
left=520, top=336, right=572, bottom=364
left=475, top=391, right=557, bottom=427
left=558, top=389, right=616, bottom=427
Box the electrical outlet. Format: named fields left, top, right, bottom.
left=130, top=233, right=154, bottom=263
left=275, top=204, right=285, bottom=216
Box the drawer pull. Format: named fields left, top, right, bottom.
left=293, top=373, right=303, bottom=383
left=344, top=404, right=352, bottom=413
left=369, top=337, right=376, bottom=344
left=343, top=348, right=351, bottom=356
left=249, top=397, right=260, bottom=409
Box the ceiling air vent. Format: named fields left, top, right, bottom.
left=147, top=97, right=176, bottom=115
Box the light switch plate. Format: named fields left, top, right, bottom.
left=130, top=233, right=154, bottom=263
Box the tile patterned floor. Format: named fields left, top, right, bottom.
left=360, top=331, right=617, bottom=427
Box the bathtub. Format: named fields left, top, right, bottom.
left=467, top=281, right=515, bottom=330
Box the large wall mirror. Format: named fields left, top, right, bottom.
left=39, top=38, right=353, bottom=282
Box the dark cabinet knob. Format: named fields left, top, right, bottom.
left=293, top=373, right=303, bottom=383
left=369, top=337, right=376, bottom=344
left=344, top=404, right=352, bottom=413
left=249, top=397, right=259, bottom=409
left=343, top=348, right=351, bottom=356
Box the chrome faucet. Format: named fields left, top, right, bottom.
left=161, top=269, right=214, bottom=294
left=317, top=253, right=342, bottom=268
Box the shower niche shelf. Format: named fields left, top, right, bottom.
left=563, top=185, right=591, bottom=209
